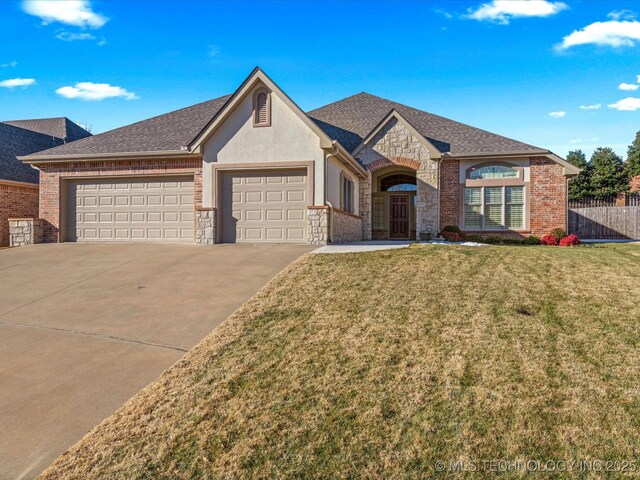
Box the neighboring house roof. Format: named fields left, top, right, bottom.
left=29, top=96, right=231, bottom=157
left=307, top=92, right=545, bottom=156
left=1, top=118, right=92, bottom=184
left=3, top=117, right=91, bottom=143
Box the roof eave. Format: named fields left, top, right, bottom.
left=328, top=141, right=367, bottom=178
left=443, top=151, right=581, bottom=177
left=19, top=150, right=199, bottom=164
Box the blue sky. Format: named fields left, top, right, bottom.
left=1, top=0, right=639, bottom=159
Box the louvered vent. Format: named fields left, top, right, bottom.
left=254, top=90, right=271, bottom=126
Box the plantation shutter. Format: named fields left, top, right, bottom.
left=484, top=187, right=503, bottom=229
left=505, top=186, right=524, bottom=229
left=464, top=187, right=482, bottom=229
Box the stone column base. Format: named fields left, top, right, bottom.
left=307, top=207, right=329, bottom=245
left=195, top=208, right=216, bottom=245
left=9, top=218, right=43, bottom=246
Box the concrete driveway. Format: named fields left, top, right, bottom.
left=0, top=243, right=312, bottom=479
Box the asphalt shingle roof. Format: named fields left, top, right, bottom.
left=308, top=92, right=545, bottom=156
left=1, top=117, right=91, bottom=183
left=26, top=91, right=544, bottom=160
left=3, top=117, right=91, bottom=143
left=31, top=95, right=232, bottom=157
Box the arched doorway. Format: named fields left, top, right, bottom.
left=371, top=169, right=417, bottom=240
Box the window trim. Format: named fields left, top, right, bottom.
left=252, top=88, right=271, bottom=127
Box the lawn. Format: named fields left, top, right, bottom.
left=41, top=244, right=640, bottom=479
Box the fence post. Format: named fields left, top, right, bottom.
left=616, top=192, right=626, bottom=207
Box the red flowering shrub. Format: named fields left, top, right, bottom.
left=559, top=234, right=580, bottom=247
left=540, top=234, right=558, bottom=246
left=442, top=232, right=461, bottom=242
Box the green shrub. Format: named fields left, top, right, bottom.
left=523, top=235, right=541, bottom=245
left=550, top=228, right=567, bottom=242
left=440, top=225, right=462, bottom=234
left=483, top=236, right=504, bottom=244
left=465, top=234, right=484, bottom=243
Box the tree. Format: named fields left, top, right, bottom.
left=590, top=147, right=627, bottom=198
left=566, top=149, right=592, bottom=200
left=625, top=130, right=640, bottom=180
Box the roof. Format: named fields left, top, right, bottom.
left=29, top=95, right=231, bottom=157
left=0, top=123, right=61, bottom=183
left=23, top=88, right=548, bottom=162
left=3, top=117, right=91, bottom=142
left=307, top=92, right=545, bottom=156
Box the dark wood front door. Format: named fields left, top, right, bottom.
left=389, top=195, right=409, bottom=239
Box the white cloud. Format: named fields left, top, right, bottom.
left=0, top=78, right=36, bottom=88
left=549, top=111, right=566, bottom=118
left=608, top=97, right=640, bottom=111
left=579, top=103, right=602, bottom=110
left=1, top=61, right=17, bottom=68
left=570, top=137, right=600, bottom=144
left=55, top=82, right=138, bottom=101
left=637, top=74, right=640, bottom=83
left=22, top=0, right=107, bottom=28
left=619, top=82, right=639, bottom=91
left=608, top=10, right=637, bottom=21
left=55, top=30, right=95, bottom=42
left=466, top=0, right=568, bottom=25
left=557, top=19, right=640, bottom=49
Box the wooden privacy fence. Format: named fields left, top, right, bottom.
left=569, top=206, right=640, bottom=240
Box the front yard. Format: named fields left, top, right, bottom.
left=42, top=243, right=640, bottom=478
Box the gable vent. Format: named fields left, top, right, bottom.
left=253, top=89, right=271, bottom=127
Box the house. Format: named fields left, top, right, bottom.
left=19, top=68, right=579, bottom=246
left=0, top=118, right=91, bottom=246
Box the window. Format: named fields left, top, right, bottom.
left=463, top=186, right=524, bottom=230
left=469, top=165, right=519, bottom=180
left=380, top=174, right=417, bottom=192
left=253, top=88, right=271, bottom=127
left=373, top=196, right=385, bottom=229
left=342, top=176, right=354, bottom=213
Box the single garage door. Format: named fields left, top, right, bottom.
left=221, top=170, right=307, bottom=243
left=67, top=176, right=194, bottom=243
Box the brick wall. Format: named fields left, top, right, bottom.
left=36, top=157, right=202, bottom=243
left=529, top=156, right=567, bottom=236
left=0, top=183, right=39, bottom=246
left=630, top=175, right=640, bottom=193
left=439, top=158, right=460, bottom=229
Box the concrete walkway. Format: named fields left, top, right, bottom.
left=312, top=240, right=413, bottom=254
left=0, top=243, right=312, bottom=480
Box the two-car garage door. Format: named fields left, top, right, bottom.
left=67, top=176, right=194, bottom=243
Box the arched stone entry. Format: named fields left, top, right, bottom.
left=370, top=165, right=417, bottom=240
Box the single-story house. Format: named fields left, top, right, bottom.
left=20, top=68, right=579, bottom=245
left=1, top=117, right=91, bottom=246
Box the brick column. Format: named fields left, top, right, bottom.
left=8, top=218, right=43, bottom=246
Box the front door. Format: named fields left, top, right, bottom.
left=389, top=195, right=409, bottom=239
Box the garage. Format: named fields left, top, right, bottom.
left=220, top=170, right=307, bottom=243
left=67, top=176, right=194, bottom=243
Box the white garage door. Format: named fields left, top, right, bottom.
left=67, top=176, right=194, bottom=243
left=221, top=170, right=307, bottom=243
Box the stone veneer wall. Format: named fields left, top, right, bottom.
left=359, top=174, right=372, bottom=240
left=8, top=218, right=43, bottom=246
left=36, top=157, right=202, bottom=243
left=331, top=208, right=363, bottom=244
left=307, top=206, right=329, bottom=245
left=1, top=182, right=39, bottom=246
left=195, top=208, right=216, bottom=245
left=356, top=117, right=439, bottom=239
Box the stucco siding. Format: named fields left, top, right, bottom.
left=326, top=156, right=359, bottom=215
left=202, top=86, right=325, bottom=207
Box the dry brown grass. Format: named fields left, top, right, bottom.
left=40, top=244, right=640, bottom=479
